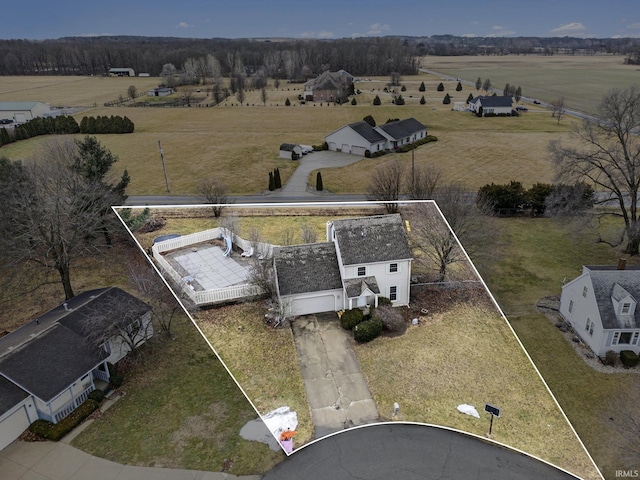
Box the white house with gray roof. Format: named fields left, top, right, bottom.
left=325, top=118, right=427, bottom=156
left=559, top=264, right=640, bottom=357
left=273, top=214, right=412, bottom=316
left=0, top=101, right=53, bottom=123
left=469, top=96, right=514, bottom=116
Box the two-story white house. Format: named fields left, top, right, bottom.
left=273, top=214, right=412, bottom=316
left=559, top=263, right=640, bottom=357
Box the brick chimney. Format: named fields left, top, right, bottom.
left=617, top=258, right=627, bottom=270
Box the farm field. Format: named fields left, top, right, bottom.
left=420, top=54, right=640, bottom=114
left=0, top=74, right=570, bottom=195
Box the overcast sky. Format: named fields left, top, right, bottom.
left=4, top=0, right=639, bottom=40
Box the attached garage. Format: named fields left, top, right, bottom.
left=289, top=291, right=342, bottom=316
left=0, top=377, right=36, bottom=451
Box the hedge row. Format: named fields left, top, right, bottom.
left=28, top=398, right=100, bottom=441
left=79, top=115, right=134, bottom=134
left=0, top=115, right=79, bottom=147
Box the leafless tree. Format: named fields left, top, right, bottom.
left=180, top=87, right=195, bottom=106
left=407, top=163, right=442, bottom=200
left=550, top=97, right=566, bottom=124
left=245, top=228, right=276, bottom=299
left=549, top=85, right=640, bottom=254
left=409, top=183, right=495, bottom=282
left=261, top=86, right=268, bottom=106
left=482, top=78, right=492, bottom=94
left=367, top=159, right=405, bottom=213
left=220, top=213, right=240, bottom=241
left=281, top=227, right=296, bottom=246
left=196, top=177, right=232, bottom=217
left=127, top=85, right=137, bottom=99
left=0, top=139, right=122, bottom=300
left=389, top=72, right=402, bottom=86
left=127, top=259, right=181, bottom=337
left=301, top=224, right=318, bottom=244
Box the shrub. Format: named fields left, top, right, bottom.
left=620, top=350, right=639, bottom=368
left=88, top=389, right=105, bottom=403
left=354, top=318, right=383, bottom=343
left=28, top=399, right=99, bottom=441
left=374, top=306, right=406, bottom=333
left=107, top=362, right=125, bottom=388
left=377, top=296, right=392, bottom=306
left=437, top=82, right=444, bottom=92
left=285, top=98, right=291, bottom=106
left=340, top=308, right=364, bottom=330
left=401, top=85, right=406, bottom=91
left=394, top=95, right=405, bottom=105
left=443, top=93, right=451, bottom=105
left=316, top=171, right=323, bottom=191
left=420, top=96, right=426, bottom=105
left=418, top=81, right=426, bottom=92
left=456, top=81, right=462, bottom=91
left=373, top=95, right=381, bottom=106
left=603, top=350, right=618, bottom=366
left=351, top=98, right=357, bottom=105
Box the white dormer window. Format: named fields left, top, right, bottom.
left=622, top=303, right=631, bottom=314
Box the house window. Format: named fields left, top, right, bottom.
left=622, top=303, right=631, bottom=314
left=357, top=266, right=366, bottom=276
left=589, top=321, right=594, bottom=336
left=568, top=300, right=574, bottom=313
left=585, top=319, right=590, bottom=332
left=633, top=332, right=640, bottom=345
left=582, top=286, right=588, bottom=298
left=389, top=263, right=398, bottom=273
left=619, top=332, right=633, bottom=344
left=389, top=286, right=397, bottom=301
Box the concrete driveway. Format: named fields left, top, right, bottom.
left=291, top=313, right=379, bottom=439
left=274, top=151, right=365, bottom=197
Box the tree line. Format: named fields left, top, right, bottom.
left=0, top=36, right=418, bottom=78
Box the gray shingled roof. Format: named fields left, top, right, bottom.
left=376, top=118, right=427, bottom=140
left=333, top=214, right=412, bottom=266
left=0, top=325, right=106, bottom=402
left=0, top=375, right=29, bottom=416
left=586, top=267, right=640, bottom=329
left=58, top=287, right=151, bottom=341
left=274, top=243, right=343, bottom=295
left=348, top=121, right=387, bottom=144
left=471, top=96, right=513, bottom=108
left=343, top=276, right=380, bottom=298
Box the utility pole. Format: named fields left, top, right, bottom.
left=158, top=140, right=170, bottom=193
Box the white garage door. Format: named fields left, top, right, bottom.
left=341, top=144, right=350, bottom=153
left=351, top=146, right=367, bottom=156
left=292, top=295, right=336, bottom=316
left=0, top=405, right=30, bottom=451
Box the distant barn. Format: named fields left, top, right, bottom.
left=109, top=67, right=135, bottom=77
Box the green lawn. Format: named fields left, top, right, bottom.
left=71, top=314, right=284, bottom=474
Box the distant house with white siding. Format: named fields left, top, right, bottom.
left=0, top=102, right=53, bottom=123
left=469, top=96, right=514, bottom=116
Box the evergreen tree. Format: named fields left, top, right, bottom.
left=351, top=98, right=357, bottom=105
left=316, top=171, right=323, bottom=191
left=373, top=95, right=381, bottom=106
left=443, top=93, right=451, bottom=104
left=285, top=98, right=291, bottom=106
left=79, top=116, right=88, bottom=134
left=363, top=115, right=376, bottom=127
left=268, top=171, right=275, bottom=191
left=456, top=81, right=462, bottom=91
left=437, top=82, right=444, bottom=92
left=394, top=95, right=405, bottom=105
left=515, top=86, right=522, bottom=103
left=274, top=168, right=282, bottom=189
left=418, top=81, right=426, bottom=92
left=420, top=96, right=426, bottom=105
left=475, top=77, right=482, bottom=90
left=401, top=85, right=406, bottom=91
left=466, top=93, right=474, bottom=103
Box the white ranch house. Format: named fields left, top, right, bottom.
left=325, top=118, right=427, bottom=156
left=559, top=264, right=640, bottom=357
left=0, top=287, right=152, bottom=451
left=469, top=96, right=514, bottom=116
left=274, top=214, right=412, bottom=316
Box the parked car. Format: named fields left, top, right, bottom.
left=516, top=106, right=528, bottom=111
left=300, top=145, right=314, bottom=154
left=533, top=99, right=541, bottom=104
left=0, top=119, right=12, bottom=124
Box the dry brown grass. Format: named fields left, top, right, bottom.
left=195, top=302, right=314, bottom=448
left=354, top=299, right=600, bottom=480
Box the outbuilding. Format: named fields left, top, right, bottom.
left=469, top=96, right=514, bottom=116
left=109, top=67, right=135, bottom=77
left=279, top=143, right=303, bottom=160
left=0, top=101, right=52, bottom=123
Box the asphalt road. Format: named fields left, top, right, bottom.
left=264, top=423, right=585, bottom=480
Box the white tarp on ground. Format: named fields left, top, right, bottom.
left=457, top=404, right=480, bottom=418
left=239, top=406, right=298, bottom=452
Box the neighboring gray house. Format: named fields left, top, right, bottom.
left=0, top=287, right=152, bottom=451
left=273, top=214, right=412, bottom=316
left=325, top=118, right=427, bottom=156
left=469, top=96, right=514, bottom=116
left=0, top=101, right=52, bottom=123
left=279, top=143, right=303, bottom=160
left=304, top=70, right=354, bottom=103
left=559, top=263, right=640, bottom=357
left=147, top=87, right=174, bottom=97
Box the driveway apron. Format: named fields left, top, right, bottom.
left=291, top=313, right=379, bottom=438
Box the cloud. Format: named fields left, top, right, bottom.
left=366, top=23, right=391, bottom=35
left=462, top=33, right=477, bottom=38
left=627, top=22, right=640, bottom=29
left=489, top=25, right=515, bottom=36
left=300, top=31, right=335, bottom=39
left=176, top=22, right=193, bottom=29
left=550, top=22, right=586, bottom=35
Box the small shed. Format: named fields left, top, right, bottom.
left=279, top=143, right=303, bottom=160
left=147, top=87, right=174, bottom=97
